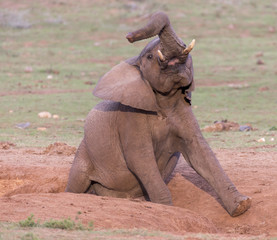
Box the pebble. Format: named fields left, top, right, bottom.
left=16, top=122, right=30, bottom=129
left=24, top=66, right=33, bottom=73
left=37, top=127, right=47, bottom=131
left=38, top=112, right=52, bottom=118
left=257, top=138, right=265, bottom=143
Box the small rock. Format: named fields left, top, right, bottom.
left=37, top=127, right=47, bottom=131
left=228, top=83, right=249, bottom=89
left=257, top=138, right=265, bottom=143
left=256, top=59, right=265, bottom=65
left=38, top=112, right=52, bottom=118
left=239, top=125, right=253, bottom=132
left=77, top=119, right=85, bottom=122
left=255, top=52, right=264, bottom=58
left=268, top=26, right=276, bottom=33
left=270, top=138, right=275, bottom=142
left=124, top=2, right=138, bottom=10
left=228, top=24, right=235, bottom=30
left=16, top=122, right=30, bottom=129
left=47, top=75, right=53, bottom=79
left=52, top=114, right=59, bottom=119
left=24, top=66, right=33, bottom=73
left=47, top=69, right=60, bottom=75
left=84, top=81, right=93, bottom=85
left=258, top=86, right=269, bottom=92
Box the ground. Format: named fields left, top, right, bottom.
left=0, top=143, right=276, bottom=239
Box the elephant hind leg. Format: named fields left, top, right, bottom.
left=66, top=139, right=93, bottom=193
left=91, top=182, right=143, bottom=199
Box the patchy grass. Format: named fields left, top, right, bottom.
left=43, top=218, right=93, bottom=231
left=17, top=214, right=94, bottom=231
left=0, top=0, right=276, bottom=150
left=18, top=215, right=40, bottom=228
left=0, top=221, right=270, bottom=240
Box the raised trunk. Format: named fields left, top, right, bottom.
left=126, top=12, right=186, bottom=60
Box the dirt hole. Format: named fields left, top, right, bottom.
left=0, top=179, right=29, bottom=196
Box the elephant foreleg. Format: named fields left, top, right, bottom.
left=178, top=107, right=251, bottom=217
left=181, top=137, right=251, bottom=216
left=119, top=112, right=172, bottom=205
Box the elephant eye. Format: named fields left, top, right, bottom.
left=147, top=54, right=153, bottom=60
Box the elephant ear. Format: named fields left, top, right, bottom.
left=93, top=59, right=158, bottom=112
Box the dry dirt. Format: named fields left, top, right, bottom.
left=0, top=142, right=276, bottom=239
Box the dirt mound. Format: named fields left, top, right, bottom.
left=0, top=147, right=277, bottom=238
left=202, top=120, right=253, bottom=132
left=43, top=142, right=76, bottom=156
left=0, top=141, right=16, bottom=150
left=0, top=193, right=217, bottom=234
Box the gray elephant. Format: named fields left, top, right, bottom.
left=66, top=12, right=251, bottom=217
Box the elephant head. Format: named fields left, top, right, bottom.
left=93, top=12, right=195, bottom=113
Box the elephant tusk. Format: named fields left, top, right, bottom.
left=157, top=50, right=166, bottom=62
left=183, top=39, right=196, bottom=54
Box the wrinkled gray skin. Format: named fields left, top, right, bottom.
left=66, top=12, right=251, bottom=217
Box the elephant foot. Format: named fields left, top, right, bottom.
left=230, top=195, right=252, bottom=217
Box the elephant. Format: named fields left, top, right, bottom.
left=66, top=12, right=251, bottom=217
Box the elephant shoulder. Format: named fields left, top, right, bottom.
left=94, top=100, right=121, bottom=112
left=86, top=100, right=156, bottom=131
left=85, top=101, right=120, bottom=131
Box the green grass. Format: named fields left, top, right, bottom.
left=18, top=215, right=40, bottom=228
left=20, top=232, right=41, bottom=240
left=17, top=214, right=94, bottom=231
left=0, top=220, right=271, bottom=240
left=43, top=218, right=93, bottom=231
left=0, top=0, right=276, bottom=150
left=193, top=83, right=277, bottom=149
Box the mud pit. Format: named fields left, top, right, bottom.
left=0, top=143, right=276, bottom=238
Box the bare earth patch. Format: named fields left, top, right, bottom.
left=0, top=144, right=276, bottom=239
left=42, top=142, right=77, bottom=156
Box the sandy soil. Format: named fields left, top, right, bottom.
left=0, top=142, right=276, bottom=238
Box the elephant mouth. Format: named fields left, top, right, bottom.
left=157, top=39, right=195, bottom=70
left=168, top=57, right=183, bottom=66
left=158, top=57, right=183, bottom=71
left=158, top=39, right=195, bottom=68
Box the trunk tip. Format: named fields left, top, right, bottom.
left=126, top=33, right=134, bottom=43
